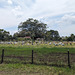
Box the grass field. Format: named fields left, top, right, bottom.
left=0, top=43, right=75, bottom=75
left=0, top=64, right=75, bottom=75
left=0, top=43, right=75, bottom=52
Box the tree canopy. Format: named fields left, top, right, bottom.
left=0, top=29, right=12, bottom=41
left=45, top=30, right=60, bottom=41
left=18, top=18, right=47, bottom=39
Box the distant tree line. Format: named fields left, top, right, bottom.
left=0, top=18, right=75, bottom=41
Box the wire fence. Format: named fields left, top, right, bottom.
left=0, top=49, right=75, bottom=68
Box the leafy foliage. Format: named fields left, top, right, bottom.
left=0, top=29, right=12, bottom=41
left=18, top=18, right=47, bottom=39
left=45, top=30, right=60, bottom=41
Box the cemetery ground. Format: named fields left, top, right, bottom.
left=0, top=42, right=75, bottom=75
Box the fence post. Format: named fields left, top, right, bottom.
left=68, top=50, right=71, bottom=68
left=32, top=50, right=33, bottom=64
left=1, top=49, right=4, bottom=64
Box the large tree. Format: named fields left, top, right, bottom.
left=18, top=18, right=47, bottom=40
left=45, top=30, right=60, bottom=41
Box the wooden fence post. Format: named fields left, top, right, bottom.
left=32, top=50, right=33, bottom=64
left=1, top=49, right=4, bottom=64
left=68, top=50, right=71, bottom=68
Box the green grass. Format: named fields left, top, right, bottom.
left=0, top=64, right=75, bottom=75
left=0, top=44, right=75, bottom=75
left=0, top=44, right=75, bottom=52
left=0, top=44, right=75, bottom=65
left=0, top=46, right=75, bottom=54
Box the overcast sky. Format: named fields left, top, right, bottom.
left=0, top=0, right=75, bottom=36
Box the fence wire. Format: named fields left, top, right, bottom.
left=0, top=49, right=75, bottom=68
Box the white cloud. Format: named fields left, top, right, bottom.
left=0, top=8, right=22, bottom=28
left=39, top=13, right=75, bottom=36
left=7, top=0, right=13, bottom=4
left=46, top=14, right=75, bottom=36
left=57, top=14, right=75, bottom=26
left=12, top=6, right=23, bottom=17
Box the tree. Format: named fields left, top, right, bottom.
left=13, top=32, right=19, bottom=41
left=70, top=34, right=75, bottom=41
left=0, top=29, right=12, bottom=41
left=66, top=34, right=75, bottom=41
left=45, top=30, right=60, bottom=41
left=18, top=18, right=47, bottom=40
